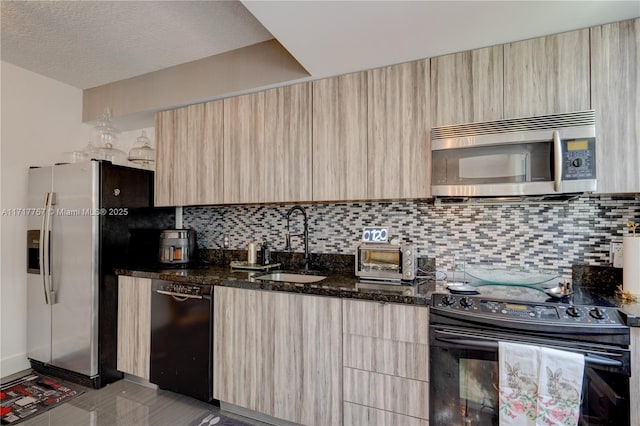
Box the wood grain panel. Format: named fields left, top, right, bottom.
left=264, top=82, right=313, bottom=202
left=117, top=276, right=151, bottom=379
left=504, top=29, right=590, bottom=118
left=631, top=327, right=640, bottom=426
left=343, top=368, right=429, bottom=420
left=223, top=92, right=266, bottom=204
left=591, top=18, right=640, bottom=194
left=214, top=287, right=342, bottom=426
left=431, top=46, right=504, bottom=126
left=343, top=334, right=429, bottom=382
left=367, top=60, right=431, bottom=199
left=312, top=72, right=368, bottom=201
left=213, top=286, right=275, bottom=414
left=154, top=101, right=224, bottom=206
left=344, top=402, right=429, bottom=426
left=343, top=300, right=429, bottom=344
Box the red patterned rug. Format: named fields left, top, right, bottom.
left=0, top=373, right=84, bottom=424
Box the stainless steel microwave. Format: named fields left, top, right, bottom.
left=355, top=242, right=417, bottom=282
left=431, top=110, right=596, bottom=197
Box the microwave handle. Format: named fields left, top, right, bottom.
left=553, top=130, right=562, bottom=192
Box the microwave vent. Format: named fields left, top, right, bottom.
left=432, top=110, right=595, bottom=140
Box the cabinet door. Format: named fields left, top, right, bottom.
left=313, top=72, right=368, bottom=201
left=504, top=29, right=590, bottom=117
left=117, top=276, right=151, bottom=379
left=154, top=101, right=224, bottom=206
left=591, top=18, right=640, bottom=194
left=431, top=46, right=504, bottom=126
left=223, top=93, right=266, bottom=204
left=264, top=83, right=313, bottom=202
left=214, top=287, right=342, bottom=426
left=367, top=60, right=431, bottom=199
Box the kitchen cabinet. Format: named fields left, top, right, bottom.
left=263, top=83, right=313, bottom=202
left=223, top=92, right=266, bottom=204
left=223, top=83, right=312, bottom=204
left=213, top=286, right=342, bottom=426
left=504, top=29, right=590, bottom=118
left=342, top=299, right=429, bottom=424
left=312, top=72, right=368, bottom=201
left=367, top=60, right=431, bottom=199
left=431, top=45, right=504, bottom=126
left=591, top=18, right=640, bottom=194
left=155, top=101, right=224, bottom=206
left=117, top=276, right=151, bottom=379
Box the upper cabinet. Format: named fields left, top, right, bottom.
left=431, top=46, right=504, bottom=126
left=155, top=101, right=224, bottom=207
left=223, top=92, right=266, bottom=204
left=591, top=18, right=640, bottom=194
left=312, top=72, right=368, bottom=201
left=368, top=60, right=431, bottom=199
left=263, top=83, right=313, bottom=203
left=504, top=29, right=590, bottom=118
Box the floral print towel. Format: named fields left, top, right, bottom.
left=499, top=342, right=584, bottom=426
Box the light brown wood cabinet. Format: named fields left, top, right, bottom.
left=155, top=101, right=224, bottom=206
left=504, top=29, right=591, bottom=118
left=117, top=276, right=151, bottom=379
left=342, top=299, right=429, bottom=425
left=431, top=45, right=504, bottom=126
left=591, top=18, right=640, bottom=194
left=312, top=72, right=368, bottom=201
left=367, top=60, right=431, bottom=199
left=213, top=286, right=342, bottom=426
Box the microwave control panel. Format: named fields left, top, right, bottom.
left=562, top=137, right=596, bottom=180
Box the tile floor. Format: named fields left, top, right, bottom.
left=2, top=373, right=263, bottom=426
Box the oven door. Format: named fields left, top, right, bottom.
left=429, top=326, right=630, bottom=426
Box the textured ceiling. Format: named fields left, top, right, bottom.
left=1, top=0, right=638, bottom=92
left=0, top=0, right=273, bottom=89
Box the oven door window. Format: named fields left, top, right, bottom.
left=430, top=330, right=630, bottom=426
left=431, top=341, right=499, bottom=425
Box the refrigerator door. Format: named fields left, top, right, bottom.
left=27, top=166, right=53, bottom=364
left=49, top=162, right=100, bottom=376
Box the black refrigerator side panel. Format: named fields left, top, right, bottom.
left=97, top=162, right=174, bottom=381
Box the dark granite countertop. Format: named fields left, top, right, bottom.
left=116, top=264, right=435, bottom=306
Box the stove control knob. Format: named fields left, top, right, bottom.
left=460, top=297, right=474, bottom=308
left=566, top=306, right=581, bottom=317
left=589, top=307, right=605, bottom=320
left=441, top=294, right=456, bottom=306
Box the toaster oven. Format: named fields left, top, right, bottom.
left=355, top=242, right=417, bottom=282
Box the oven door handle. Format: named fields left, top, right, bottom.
left=434, top=331, right=624, bottom=368
left=156, top=290, right=202, bottom=300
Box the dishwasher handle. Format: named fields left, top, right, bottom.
left=155, top=289, right=203, bottom=300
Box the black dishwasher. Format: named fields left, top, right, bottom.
left=150, top=280, right=213, bottom=402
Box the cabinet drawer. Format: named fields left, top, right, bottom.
left=343, top=300, right=429, bottom=344
left=344, top=402, right=429, bottom=426
left=343, top=368, right=429, bottom=420
left=343, top=334, right=429, bottom=381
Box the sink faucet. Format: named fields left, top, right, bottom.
left=285, top=205, right=309, bottom=271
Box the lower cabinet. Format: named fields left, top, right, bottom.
left=342, top=300, right=429, bottom=425
left=631, top=327, right=640, bottom=426
left=117, top=276, right=151, bottom=379
left=213, top=286, right=342, bottom=426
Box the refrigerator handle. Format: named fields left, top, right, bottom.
left=43, top=192, right=56, bottom=305
left=40, top=192, right=50, bottom=305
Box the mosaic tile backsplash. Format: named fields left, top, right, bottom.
left=184, top=195, right=640, bottom=278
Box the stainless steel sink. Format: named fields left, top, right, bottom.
left=254, top=272, right=327, bottom=283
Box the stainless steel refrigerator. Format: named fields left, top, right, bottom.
left=27, top=160, right=173, bottom=387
